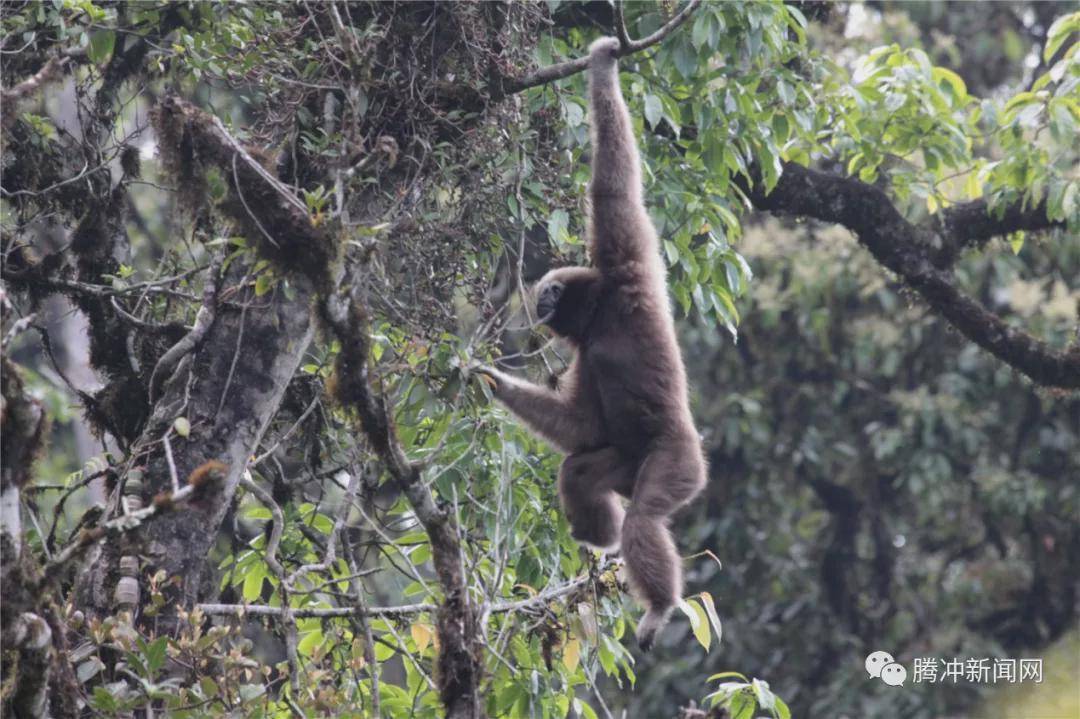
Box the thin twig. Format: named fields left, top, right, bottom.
left=162, top=433, right=180, bottom=494
left=194, top=601, right=436, bottom=619
left=42, top=483, right=197, bottom=579
left=251, top=393, right=322, bottom=466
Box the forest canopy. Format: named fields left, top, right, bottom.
left=1, top=2, right=1077, bottom=718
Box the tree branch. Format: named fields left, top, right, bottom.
left=151, top=95, right=336, bottom=290
left=195, top=559, right=614, bottom=619
left=147, top=254, right=223, bottom=401
left=194, top=601, right=437, bottom=619
left=622, top=0, right=703, bottom=53
left=740, top=162, right=1080, bottom=389
left=318, top=288, right=481, bottom=719
left=494, top=0, right=702, bottom=97
left=936, top=198, right=1066, bottom=265
left=5, top=613, right=52, bottom=719
left=0, top=56, right=67, bottom=129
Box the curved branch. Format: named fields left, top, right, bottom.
left=740, top=162, right=1080, bottom=389
left=147, top=254, right=223, bottom=402
left=623, top=0, right=703, bottom=53
left=495, top=0, right=702, bottom=97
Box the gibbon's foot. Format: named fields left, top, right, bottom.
left=636, top=605, right=674, bottom=652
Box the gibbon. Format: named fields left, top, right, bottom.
left=478, top=37, right=706, bottom=650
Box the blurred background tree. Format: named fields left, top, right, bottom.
left=1, top=1, right=1076, bottom=718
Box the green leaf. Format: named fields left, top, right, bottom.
left=143, top=636, right=168, bottom=675
left=932, top=67, right=968, bottom=102
left=200, top=676, right=219, bottom=698
left=663, top=239, right=679, bottom=266
left=771, top=113, right=789, bottom=143
left=1003, top=91, right=1039, bottom=116
left=691, top=598, right=711, bottom=651
left=691, top=13, right=711, bottom=50
left=547, top=208, right=569, bottom=245
left=729, top=690, right=755, bottom=719
left=1044, top=11, right=1080, bottom=62
left=752, top=678, right=776, bottom=710
left=672, top=43, right=697, bottom=79
left=254, top=273, right=273, bottom=297
left=563, top=99, right=584, bottom=128
left=1008, top=230, right=1025, bottom=255
left=242, top=565, right=266, bottom=601
left=243, top=505, right=273, bottom=520
left=173, top=416, right=191, bottom=438
left=723, top=147, right=743, bottom=175
left=677, top=598, right=710, bottom=650
left=698, top=591, right=723, bottom=646
left=708, top=671, right=749, bottom=683
left=90, top=686, right=120, bottom=712
left=786, top=5, right=808, bottom=30
left=87, top=30, right=115, bottom=64
left=297, top=628, right=324, bottom=657
left=777, top=80, right=795, bottom=106
left=574, top=699, right=599, bottom=719
left=644, top=94, right=663, bottom=129
left=660, top=94, right=683, bottom=136
left=1062, top=181, right=1078, bottom=219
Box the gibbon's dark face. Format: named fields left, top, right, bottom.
left=534, top=267, right=599, bottom=341
left=536, top=280, right=564, bottom=323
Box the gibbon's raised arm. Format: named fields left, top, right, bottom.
left=586, top=38, right=658, bottom=274
left=477, top=366, right=601, bottom=454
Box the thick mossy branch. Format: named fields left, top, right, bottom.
left=151, top=96, right=338, bottom=291
left=0, top=357, right=48, bottom=494
left=741, top=162, right=1080, bottom=390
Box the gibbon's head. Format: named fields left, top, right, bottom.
left=533, top=266, right=600, bottom=341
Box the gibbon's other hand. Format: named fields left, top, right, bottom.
left=466, top=362, right=500, bottom=392
left=588, top=36, right=620, bottom=66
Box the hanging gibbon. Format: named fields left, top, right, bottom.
left=477, top=37, right=706, bottom=650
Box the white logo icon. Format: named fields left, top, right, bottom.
left=865, top=651, right=895, bottom=678
left=866, top=651, right=906, bottom=687
left=880, top=662, right=907, bottom=686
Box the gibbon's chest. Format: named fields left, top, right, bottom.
left=580, top=328, right=676, bottom=449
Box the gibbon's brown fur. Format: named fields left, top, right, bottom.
left=480, top=37, right=706, bottom=650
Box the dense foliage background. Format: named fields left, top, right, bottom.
left=2, top=2, right=1077, bottom=718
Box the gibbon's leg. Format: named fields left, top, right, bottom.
left=621, top=437, right=707, bottom=650
left=478, top=366, right=601, bottom=455
left=558, top=447, right=635, bottom=551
